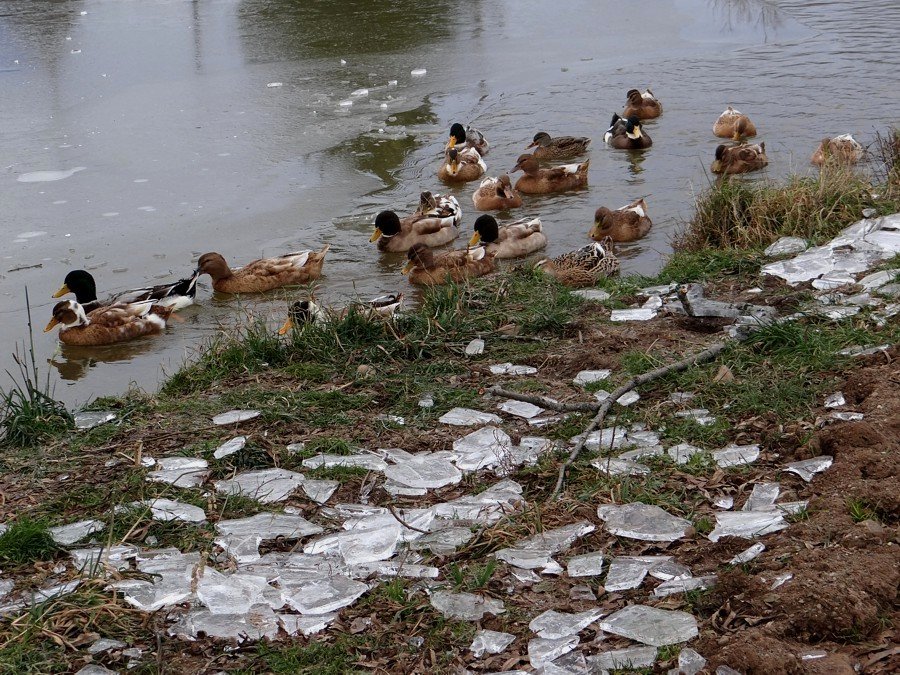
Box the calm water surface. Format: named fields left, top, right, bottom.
left=1, top=0, right=898, bottom=405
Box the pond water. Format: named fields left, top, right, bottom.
left=1, top=0, right=898, bottom=405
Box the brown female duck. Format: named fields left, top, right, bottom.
left=711, top=143, right=768, bottom=174
left=811, top=134, right=863, bottom=166
left=438, top=146, right=486, bottom=183
left=713, top=107, right=757, bottom=141
left=472, top=175, right=523, bottom=211
left=197, top=245, right=330, bottom=293
left=526, top=132, right=592, bottom=160
left=622, top=89, right=662, bottom=120
left=590, top=198, right=652, bottom=242
left=401, top=243, right=496, bottom=286
left=468, top=215, right=546, bottom=259
left=44, top=299, right=174, bottom=346
left=536, top=239, right=619, bottom=288
left=510, top=154, right=589, bottom=194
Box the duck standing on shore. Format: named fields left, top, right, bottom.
left=370, top=194, right=461, bottom=252
left=468, top=215, right=546, bottom=259
left=472, top=175, right=523, bottom=211
left=622, top=89, right=662, bottom=119
left=401, top=243, right=495, bottom=286
left=526, top=132, right=592, bottom=160
left=52, top=269, right=200, bottom=312
left=590, top=198, right=652, bottom=242
left=604, top=114, right=652, bottom=150
left=44, top=299, right=174, bottom=346
left=536, top=240, right=619, bottom=288
left=510, top=154, right=589, bottom=194
left=197, top=246, right=330, bottom=293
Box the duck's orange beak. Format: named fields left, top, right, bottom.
left=52, top=284, right=70, bottom=298
left=401, top=260, right=414, bottom=275
left=44, top=317, right=60, bottom=332
left=526, top=141, right=537, bottom=149
left=468, top=232, right=481, bottom=247
left=447, top=136, right=457, bottom=150
left=278, top=317, right=294, bottom=335
left=369, top=227, right=383, bottom=243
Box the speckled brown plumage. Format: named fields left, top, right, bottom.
left=197, top=245, right=330, bottom=294
left=511, top=154, right=589, bottom=194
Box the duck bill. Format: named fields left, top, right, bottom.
left=468, top=232, right=481, bottom=247
left=44, top=317, right=60, bottom=332
left=525, top=141, right=537, bottom=149
left=369, top=227, right=383, bottom=243
left=447, top=136, right=457, bottom=150
left=52, top=284, right=70, bottom=298
left=401, top=260, right=414, bottom=275
left=277, top=317, right=294, bottom=335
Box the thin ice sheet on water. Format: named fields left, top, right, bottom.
left=600, top=604, right=698, bottom=647
left=212, top=409, right=260, bottom=425
left=597, top=503, right=692, bottom=542
left=708, top=511, right=787, bottom=542
left=743, top=483, right=780, bottom=512
left=302, top=453, right=387, bottom=471
left=713, top=444, right=760, bottom=468
left=566, top=552, right=604, bottom=577
left=170, top=603, right=279, bottom=641
left=439, top=407, right=501, bottom=426
left=384, top=454, right=463, bottom=488
left=653, top=575, right=717, bottom=598
left=498, top=400, right=544, bottom=419
left=283, top=577, right=368, bottom=615
left=610, top=308, right=657, bottom=321
left=587, top=646, right=658, bottom=672
left=591, top=457, right=650, bottom=477
left=49, top=519, right=103, bottom=545
left=470, top=629, right=516, bottom=657
left=430, top=590, right=504, bottom=620
left=573, top=369, right=611, bottom=386
left=213, top=436, right=246, bottom=459
left=783, top=455, right=833, bottom=482
left=528, top=635, right=579, bottom=669
left=490, top=363, right=538, bottom=376
left=146, top=457, right=209, bottom=488
left=300, top=479, right=340, bottom=504
left=214, top=468, right=305, bottom=503
left=74, top=411, right=116, bottom=430
left=529, top=609, right=603, bottom=640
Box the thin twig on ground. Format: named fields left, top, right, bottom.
left=486, top=386, right=599, bottom=413
left=549, top=341, right=728, bottom=501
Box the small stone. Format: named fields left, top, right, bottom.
left=465, top=339, right=485, bottom=355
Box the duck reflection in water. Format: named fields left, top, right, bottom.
left=48, top=339, right=165, bottom=382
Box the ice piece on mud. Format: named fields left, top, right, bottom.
left=653, top=575, right=716, bottom=597
left=676, top=648, right=708, bottom=675
left=430, top=590, right=504, bottom=620
left=300, top=479, right=339, bottom=504
left=812, top=271, right=856, bottom=290
left=76, top=667, right=118, bottom=675
left=528, top=635, right=579, bottom=668
left=600, top=605, right=698, bottom=647
left=74, top=411, right=116, bottom=430
left=277, top=612, right=337, bottom=636
left=610, top=308, right=657, bottom=321
left=383, top=481, right=427, bottom=497
left=302, top=453, right=387, bottom=471
left=573, top=369, right=611, bottom=386
left=743, top=483, right=780, bottom=512
left=498, top=400, right=544, bottom=419
left=640, top=282, right=678, bottom=296
left=215, top=468, right=305, bottom=503
left=146, top=457, right=209, bottom=488
left=410, top=526, right=474, bottom=554
left=215, top=513, right=323, bottom=563
left=530, top=608, right=604, bottom=639
left=771, top=572, right=792, bottom=589
left=712, top=495, right=734, bottom=510
left=71, top=545, right=136, bottom=572
left=88, top=638, right=126, bottom=654
left=515, top=521, right=594, bottom=553
left=730, top=543, right=765, bottom=564
left=572, top=289, right=611, bottom=301
left=197, top=570, right=270, bottom=614
left=338, top=524, right=401, bottom=565
left=432, top=479, right=523, bottom=523
left=170, top=603, right=278, bottom=641
left=566, top=552, right=604, bottom=577
left=667, top=443, right=702, bottom=464
left=604, top=557, right=652, bottom=591
left=143, top=498, right=206, bottom=523
left=650, top=559, right=692, bottom=581
left=858, top=269, right=895, bottom=290
left=597, top=503, right=692, bottom=542
left=49, top=519, right=103, bottom=545
left=675, top=409, right=717, bottom=426
left=470, top=629, right=515, bottom=657
left=490, top=363, right=538, bottom=376
left=212, top=410, right=260, bottom=425
left=588, top=645, right=658, bottom=671
left=716, top=667, right=743, bottom=675
left=708, top=511, right=787, bottom=542
left=465, top=338, right=485, bottom=355
left=713, top=444, right=760, bottom=468
left=495, top=548, right=559, bottom=572
left=643, top=295, right=664, bottom=310
left=439, top=407, right=501, bottom=426
left=213, top=436, right=246, bottom=459
left=824, top=392, right=846, bottom=408
left=384, top=453, right=463, bottom=488
left=617, top=390, right=640, bottom=406
left=283, top=577, right=368, bottom=615
left=829, top=411, right=864, bottom=421
left=764, top=237, right=807, bottom=257
left=453, top=426, right=513, bottom=471
left=783, top=455, right=833, bottom=482
left=591, top=457, right=650, bottom=477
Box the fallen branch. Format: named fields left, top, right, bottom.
left=487, top=386, right=599, bottom=413
left=549, top=341, right=728, bottom=501
left=387, top=504, right=429, bottom=534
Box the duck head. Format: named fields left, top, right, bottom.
left=402, top=243, right=433, bottom=274
left=447, top=123, right=466, bottom=150
left=527, top=132, right=552, bottom=149
left=469, top=215, right=499, bottom=246
left=625, top=116, right=643, bottom=140
left=371, top=210, right=401, bottom=242
left=511, top=154, right=539, bottom=175
left=44, top=300, right=89, bottom=332
left=197, top=252, right=232, bottom=282
left=279, top=300, right=321, bottom=335
left=53, top=269, right=97, bottom=304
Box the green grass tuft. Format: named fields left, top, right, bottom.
left=0, top=518, right=59, bottom=565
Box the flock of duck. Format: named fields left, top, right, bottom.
left=44, top=89, right=867, bottom=347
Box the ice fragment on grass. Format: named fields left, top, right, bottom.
left=764, top=236, right=807, bottom=256
left=708, top=511, right=787, bottom=542
left=277, top=612, right=337, bottom=636
left=565, top=552, right=604, bottom=577
left=338, top=524, right=401, bottom=565
left=675, top=647, right=708, bottom=675
left=783, top=455, right=833, bottom=482
left=668, top=443, right=702, bottom=464
left=824, top=392, right=846, bottom=408
left=87, top=638, right=126, bottom=654
left=215, top=512, right=323, bottom=563
left=675, top=408, right=717, bottom=426
left=587, top=645, right=658, bottom=671
left=529, top=608, right=603, bottom=639
left=76, top=667, right=117, bottom=675
left=74, top=411, right=116, bottom=430
left=170, top=603, right=278, bottom=641
left=196, top=569, right=270, bottom=614
left=143, top=498, right=206, bottom=523
left=302, top=453, right=387, bottom=471
left=600, top=605, right=698, bottom=647
left=591, top=457, right=650, bottom=477
left=410, top=526, right=474, bottom=554
left=858, top=269, right=895, bottom=290
left=573, top=369, right=610, bottom=386
left=515, top=521, right=595, bottom=553
left=528, top=635, right=579, bottom=668
left=490, top=363, right=538, bottom=375
left=432, top=479, right=523, bottom=523
left=604, top=557, right=653, bottom=591
left=452, top=426, right=513, bottom=471
left=439, top=407, right=501, bottom=426
left=730, top=543, right=765, bottom=564
left=610, top=308, right=657, bottom=321
left=384, top=453, right=463, bottom=488
left=597, top=503, right=692, bottom=542
left=812, top=271, right=856, bottom=290
left=146, top=457, right=208, bottom=488
left=771, top=572, right=792, bottom=589
left=213, top=436, right=246, bottom=459
left=49, top=519, right=103, bottom=545
left=300, top=479, right=339, bottom=504
left=653, top=575, right=716, bottom=597
left=617, top=390, right=640, bottom=406
left=495, top=548, right=559, bottom=572
left=498, top=400, right=544, bottom=419
left=470, top=629, right=515, bottom=657
left=212, top=410, right=260, bottom=425
left=743, top=483, right=780, bottom=512
left=430, top=590, right=504, bottom=620
left=713, top=444, right=760, bottom=468
left=572, top=289, right=610, bottom=301
left=283, top=577, right=368, bottom=615
left=214, top=468, right=305, bottom=503
left=71, top=545, right=136, bottom=572
left=465, top=338, right=484, bottom=355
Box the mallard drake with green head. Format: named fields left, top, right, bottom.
left=604, top=114, right=652, bottom=150
left=370, top=193, right=461, bottom=252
